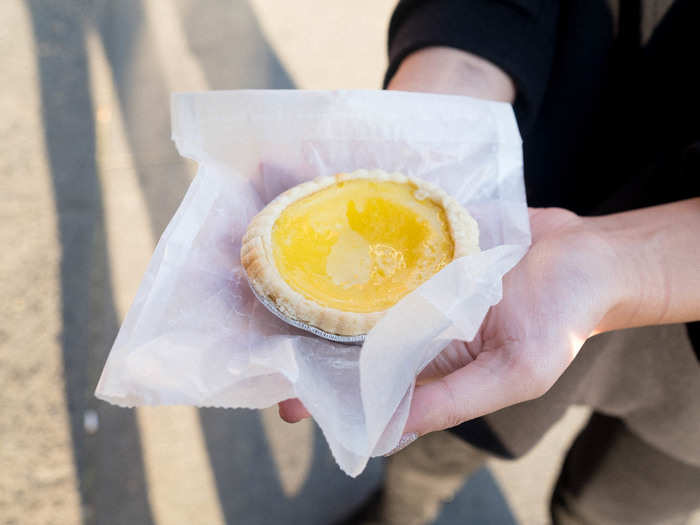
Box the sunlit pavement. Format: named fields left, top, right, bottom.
left=1, top=1, right=608, bottom=524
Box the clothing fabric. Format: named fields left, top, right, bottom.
left=378, top=326, right=700, bottom=525
left=386, top=0, right=561, bottom=134
left=386, top=0, right=699, bottom=209
left=552, top=412, right=700, bottom=525
left=484, top=325, right=700, bottom=468
left=492, top=325, right=700, bottom=525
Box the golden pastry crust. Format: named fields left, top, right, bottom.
left=241, top=169, right=480, bottom=336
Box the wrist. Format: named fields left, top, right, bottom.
left=526, top=208, right=627, bottom=339
left=387, top=47, right=516, bottom=102
left=549, top=215, right=629, bottom=336
left=583, top=198, right=700, bottom=333
left=579, top=215, right=644, bottom=334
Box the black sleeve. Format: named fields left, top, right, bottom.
left=385, top=0, right=560, bottom=133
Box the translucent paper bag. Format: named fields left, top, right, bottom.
left=96, top=90, right=530, bottom=476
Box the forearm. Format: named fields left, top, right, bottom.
left=592, top=198, right=700, bottom=332
left=387, top=46, right=516, bottom=102
left=387, top=48, right=700, bottom=333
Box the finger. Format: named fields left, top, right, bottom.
left=404, top=348, right=546, bottom=437
left=417, top=340, right=476, bottom=384
left=278, top=398, right=311, bottom=423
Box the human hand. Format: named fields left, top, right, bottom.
left=397, top=207, right=621, bottom=437
left=397, top=196, right=700, bottom=438
left=279, top=207, right=623, bottom=433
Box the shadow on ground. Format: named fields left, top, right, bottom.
left=25, top=0, right=516, bottom=523
left=26, top=0, right=382, bottom=523
left=435, top=468, right=517, bottom=525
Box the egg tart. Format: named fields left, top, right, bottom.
left=241, top=169, right=479, bottom=337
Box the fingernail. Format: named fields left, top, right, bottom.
left=384, top=432, right=418, bottom=456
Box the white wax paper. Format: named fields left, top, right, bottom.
left=95, top=90, right=530, bottom=476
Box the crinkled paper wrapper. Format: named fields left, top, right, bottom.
left=96, top=90, right=530, bottom=476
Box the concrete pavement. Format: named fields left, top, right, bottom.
left=1, top=1, right=637, bottom=524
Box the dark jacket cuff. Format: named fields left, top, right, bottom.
left=385, top=0, right=559, bottom=134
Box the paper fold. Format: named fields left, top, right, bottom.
left=96, top=89, right=529, bottom=476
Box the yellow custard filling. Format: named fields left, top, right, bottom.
left=271, top=178, right=454, bottom=313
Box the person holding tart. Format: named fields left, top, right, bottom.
left=277, top=1, right=700, bottom=524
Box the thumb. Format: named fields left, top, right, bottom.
left=403, top=349, right=544, bottom=438
left=417, top=340, right=476, bottom=384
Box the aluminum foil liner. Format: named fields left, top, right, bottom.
left=246, top=277, right=366, bottom=345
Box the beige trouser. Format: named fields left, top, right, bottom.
left=378, top=324, right=700, bottom=525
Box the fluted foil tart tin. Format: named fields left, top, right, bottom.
left=246, top=278, right=366, bottom=345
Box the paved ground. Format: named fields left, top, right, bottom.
left=1, top=1, right=605, bottom=524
